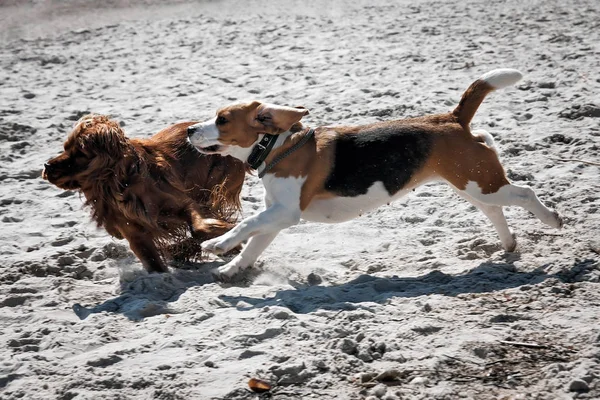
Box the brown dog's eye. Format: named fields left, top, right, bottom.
left=216, top=116, right=228, bottom=126
left=72, top=149, right=88, bottom=159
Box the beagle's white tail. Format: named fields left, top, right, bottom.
left=453, top=68, right=523, bottom=127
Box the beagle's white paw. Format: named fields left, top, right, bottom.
left=211, top=258, right=248, bottom=282
left=202, top=235, right=237, bottom=255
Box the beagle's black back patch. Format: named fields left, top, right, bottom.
left=324, top=124, right=433, bottom=197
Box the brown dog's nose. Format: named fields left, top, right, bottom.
left=44, top=163, right=51, bottom=170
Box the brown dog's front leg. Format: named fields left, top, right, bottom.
left=125, top=233, right=168, bottom=273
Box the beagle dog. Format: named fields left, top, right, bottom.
left=187, top=69, right=563, bottom=280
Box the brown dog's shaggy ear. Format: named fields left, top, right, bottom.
left=253, top=103, right=309, bottom=134
left=75, top=115, right=127, bottom=157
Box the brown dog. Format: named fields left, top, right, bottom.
left=43, top=115, right=246, bottom=273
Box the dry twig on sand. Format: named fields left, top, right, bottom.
left=549, top=157, right=600, bottom=166
left=498, top=340, right=549, bottom=349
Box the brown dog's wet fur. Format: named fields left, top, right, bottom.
left=43, top=115, right=246, bottom=273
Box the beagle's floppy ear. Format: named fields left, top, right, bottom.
left=253, top=103, right=309, bottom=134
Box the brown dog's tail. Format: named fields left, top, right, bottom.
left=453, top=68, right=523, bottom=128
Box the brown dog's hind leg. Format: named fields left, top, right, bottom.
left=187, top=207, right=234, bottom=239
left=186, top=207, right=242, bottom=257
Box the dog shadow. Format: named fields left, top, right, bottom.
left=218, top=258, right=597, bottom=314
left=72, top=257, right=596, bottom=320
left=71, top=257, right=263, bottom=321
left=72, top=260, right=215, bottom=321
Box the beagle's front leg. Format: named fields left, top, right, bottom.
left=213, top=231, right=280, bottom=280
left=201, top=204, right=301, bottom=255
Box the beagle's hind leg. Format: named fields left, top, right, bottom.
left=464, top=182, right=563, bottom=229
left=436, top=137, right=562, bottom=230
left=453, top=188, right=517, bottom=252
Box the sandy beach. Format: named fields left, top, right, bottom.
left=1, top=0, right=599, bottom=399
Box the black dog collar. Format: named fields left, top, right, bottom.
left=258, top=128, right=315, bottom=179
left=247, top=134, right=279, bottom=170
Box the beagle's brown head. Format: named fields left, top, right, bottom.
left=187, top=101, right=309, bottom=159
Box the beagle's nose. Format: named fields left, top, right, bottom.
left=187, top=126, right=196, bottom=138
left=43, top=163, right=51, bottom=171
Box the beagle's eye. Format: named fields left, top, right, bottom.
left=256, top=114, right=271, bottom=124
left=216, top=116, right=228, bottom=126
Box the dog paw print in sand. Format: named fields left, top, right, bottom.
left=7, top=337, right=42, bottom=353
left=457, top=237, right=504, bottom=260
left=6, top=327, right=51, bottom=353
left=50, top=236, right=75, bottom=247
left=0, top=121, right=36, bottom=143
left=0, top=291, right=40, bottom=308
left=559, top=104, right=600, bottom=120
